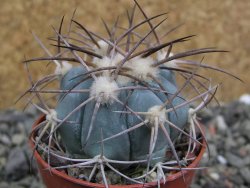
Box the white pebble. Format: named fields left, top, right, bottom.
left=209, top=172, right=220, bottom=180
left=239, top=94, right=250, bottom=105
left=215, top=115, right=228, bottom=132
left=217, top=155, right=227, bottom=165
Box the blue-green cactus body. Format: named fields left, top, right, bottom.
left=56, top=66, right=189, bottom=163
left=158, top=74, right=188, bottom=140
left=160, top=69, right=176, bottom=85
left=149, top=70, right=188, bottom=140
left=81, top=100, right=130, bottom=161
left=56, top=67, right=92, bottom=155
left=127, top=90, right=170, bottom=162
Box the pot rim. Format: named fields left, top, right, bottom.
left=30, top=115, right=206, bottom=188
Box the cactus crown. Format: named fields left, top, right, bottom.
left=21, top=1, right=240, bottom=186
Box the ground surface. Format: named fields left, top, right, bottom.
left=0, top=99, right=250, bottom=188
left=0, top=0, right=250, bottom=109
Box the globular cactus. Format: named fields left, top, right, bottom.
left=56, top=49, right=188, bottom=163
left=22, top=1, right=240, bottom=186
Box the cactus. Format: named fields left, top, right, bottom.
left=56, top=52, right=189, bottom=162
left=22, top=1, right=241, bottom=186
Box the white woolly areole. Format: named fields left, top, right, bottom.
left=128, top=57, right=159, bottom=81
left=93, top=40, right=109, bottom=56
left=90, top=76, right=119, bottom=104
left=157, top=51, right=178, bottom=68
left=93, top=53, right=123, bottom=69
left=54, top=61, right=73, bottom=76
left=93, top=53, right=131, bottom=86
left=146, top=105, right=167, bottom=125
left=111, top=53, right=124, bottom=65
left=46, top=109, right=57, bottom=123
left=110, top=53, right=132, bottom=85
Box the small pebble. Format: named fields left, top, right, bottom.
left=240, top=167, right=250, bottom=184
left=225, top=153, right=245, bottom=168
left=239, top=94, right=250, bottom=105
left=0, top=134, right=11, bottom=146
left=0, top=123, right=9, bottom=134
left=215, top=115, right=228, bottom=133
left=79, top=174, right=88, bottom=180
left=217, top=155, right=227, bottom=165
left=0, top=145, right=7, bottom=157
left=5, top=147, right=29, bottom=181
left=0, top=182, right=9, bottom=188
left=12, top=134, right=25, bottom=145
left=209, top=172, right=220, bottom=181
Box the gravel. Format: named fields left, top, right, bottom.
left=5, top=147, right=29, bottom=181
left=0, top=99, right=249, bottom=187
left=0, top=106, right=44, bottom=188
left=192, top=100, right=250, bottom=188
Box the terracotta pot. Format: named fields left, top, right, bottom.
left=30, top=115, right=206, bottom=188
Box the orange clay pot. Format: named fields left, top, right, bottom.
left=30, top=115, right=206, bottom=188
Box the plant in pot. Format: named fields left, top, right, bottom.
left=20, top=1, right=240, bottom=188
